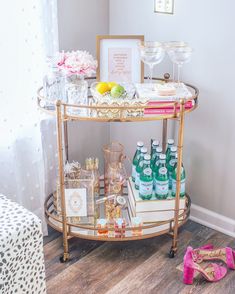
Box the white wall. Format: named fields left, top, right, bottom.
left=109, top=0, right=235, bottom=219
left=57, top=0, right=110, bottom=168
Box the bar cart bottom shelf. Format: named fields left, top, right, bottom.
left=45, top=192, right=191, bottom=262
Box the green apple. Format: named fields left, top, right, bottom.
left=110, top=84, right=125, bottom=98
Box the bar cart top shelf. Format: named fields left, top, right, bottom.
left=37, top=77, right=199, bottom=123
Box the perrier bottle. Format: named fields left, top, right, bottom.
left=155, top=154, right=169, bottom=200
left=135, top=147, right=147, bottom=190
left=151, top=139, right=159, bottom=154
left=166, top=146, right=177, bottom=189
left=132, top=141, right=144, bottom=182
left=139, top=154, right=153, bottom=200
left=152, top=146, right=163, bottom=190
left=166, top=139, right=174, bottom=163
left=150, top=140, right=160, bottom=168
left=171, top=154, right=186, bottom=198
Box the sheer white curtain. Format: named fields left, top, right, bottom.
left=0, top=0, right=59, bottom=234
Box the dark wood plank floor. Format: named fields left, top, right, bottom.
left=44, top=221, right=235, bottom=294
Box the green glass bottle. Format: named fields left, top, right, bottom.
left=155, top=154, right=169, bottom=200
left=132, top=141, right=144, bottom=182
left=139, top=154, right=153, bottom=200
left=152, top=147, right=163, bottom=190
left=166, top=146, right=177, bottom=190
left=166, top=139, right=174, bottom=163
left=150, top=139, right=158, bottom=154
left=135, top=147, right=147, bottom=190
left=150, top=140, right=160, bottom=168
left=171, top=154, right=186, bottom=198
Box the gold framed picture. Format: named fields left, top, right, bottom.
left=154, top=0, right=174, bottom=15
left=56, top=179, right=95, bottom=225
left=96, top=35, right=144, bottom=83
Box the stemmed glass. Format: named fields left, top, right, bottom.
left=164, top=41, right=188, bottom=82
left=172, top=46, right=193, bottom=86
left=139, top=41, right=165, bottom=86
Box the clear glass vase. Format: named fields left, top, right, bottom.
left=65, top=74, right=88, bottom=116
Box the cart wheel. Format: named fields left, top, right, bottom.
left=59, top=254, right=69, bottom=263
left=169, top=249, right=175, bottom=258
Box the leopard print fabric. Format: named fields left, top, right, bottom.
left=0, top=195, right=46, bottom=293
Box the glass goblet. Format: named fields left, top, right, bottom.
left=170, top=46, right=193, bottom=87
left=164, top=41, right=188, bottom=82
left=139, top=41, right=165, bottom=85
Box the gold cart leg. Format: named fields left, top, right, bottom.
left=162, top=119, right=168, bottom=153
left=56, top=101, right=69, bottom=262
left=170, top=99, right=185, bottom=258
left=64, top=120, right=69, bottom=162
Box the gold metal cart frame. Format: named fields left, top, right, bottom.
left=37, top=76, right=199, bottom=262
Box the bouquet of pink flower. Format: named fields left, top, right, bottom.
left=57, top=50, right=97, bottom=77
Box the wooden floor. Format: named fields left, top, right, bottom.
left=44, top=221, right=235, bottom=294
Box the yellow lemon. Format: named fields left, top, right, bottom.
left=96, top=82, right=109, bottom=94
left=107, top=82, right=117, bottom=91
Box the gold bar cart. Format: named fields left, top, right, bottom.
left=38, top=76, right=199, bottom=262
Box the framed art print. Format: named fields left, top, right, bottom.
left=65, top=188, right=87, bottom=217
left=96, top=35, right=144, bottom=83
left=56, top=179, right=95, bottom=225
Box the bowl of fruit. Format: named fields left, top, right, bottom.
left=90, top=82, right=148, bottom=118
left=90, top=82, right=136, bottom=100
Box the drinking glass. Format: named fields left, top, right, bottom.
left=164, top=41, right=188, bottom=82
left=66, top=75, right=88, bottom=116
left=139, top=41, right=165, bottom=85
left=173, top=46, right=193, bottom=86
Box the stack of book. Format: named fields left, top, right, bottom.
left=127, top=178, right=186, bottom=224
left=135, top=83, right=194, bottom=115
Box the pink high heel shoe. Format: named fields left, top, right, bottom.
left=192, top=246, right=235, bottom=270
left=183, top=246, right=227, bottom=285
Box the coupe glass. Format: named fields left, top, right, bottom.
left=169, top=46, right=193, bottom=86
left=139, top=41, right=165, bottom=85
left=164, top=41, right=188, bottom=82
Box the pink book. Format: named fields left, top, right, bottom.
left=144, top=105, right=193, bottom=115
left=147, top=100, right=193, bottom=109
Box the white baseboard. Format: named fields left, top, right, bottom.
left=190, top=204, right=235, bottom=238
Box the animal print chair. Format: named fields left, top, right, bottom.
left=0, top=195, right=46, bottom=293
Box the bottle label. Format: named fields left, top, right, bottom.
left=132, top=165, right=136, bottom=180
left=135, top=172, right=140, bottom=188
left=172, top=179, right=185, bottom=195
left=159, top=167, right=167, bottom=175
left=143, top=168, right=152, bottom=176
left=139, top=180, right=153, bottom=196
left=169, top=159, right=176, bottom=167
left=175, top=166, right=184, bottom=174
left=155, top=180, right=169, bottom=196
left=139, top=160, right=144, bottom=168
left=155, top=160, right=160, bottom=168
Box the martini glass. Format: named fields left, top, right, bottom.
left=172, top=46, right=193, bottom=87
left=164, top=41, right=188, bottom=82
left=139, top=41, right=165, bottom=86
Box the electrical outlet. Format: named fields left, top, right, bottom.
left=154, top=0, right=174, bottom=14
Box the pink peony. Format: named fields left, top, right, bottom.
left=57, top=50, right=97, bottom=76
